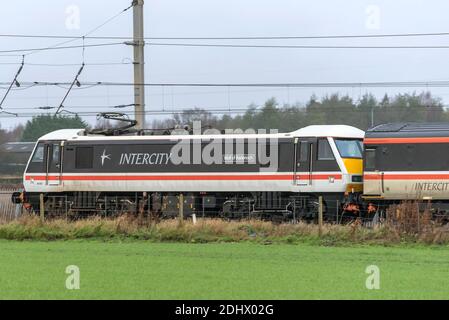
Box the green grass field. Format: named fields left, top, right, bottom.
left=1, top=240, right=449, bottom=299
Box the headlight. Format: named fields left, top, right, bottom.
left=351, top=175, right=363, bottom=183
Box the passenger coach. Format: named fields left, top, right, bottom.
left=364, top=123, right=449, bottom=201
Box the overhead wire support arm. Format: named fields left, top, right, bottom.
left=55, top=63, right=85, bottom=115
left=113, top=103, right=137, bottom=108
left=0, top=55, right=24, bottom=110
left=0, top=109, right=18, bottom=117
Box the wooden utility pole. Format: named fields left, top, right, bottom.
left=179, top=194, right=184, bottom=226
left=318, top=196, right=323, bottom=237
left=133, top=0, right=145, bottom=130
left=39, top=193, right=45, bottom=222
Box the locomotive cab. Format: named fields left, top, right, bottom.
left=24, top=129, right=84, bottom=197
left=291, top=136, right=363, bottom=192
left=25, top=140, right=64, bottom=190
left=289, top=126, right=364, bottom=218
left=334, top=138, right=364, bottom=191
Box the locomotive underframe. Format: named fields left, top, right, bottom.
left=24, top=191, right=355, bottom=222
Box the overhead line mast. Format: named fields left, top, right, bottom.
left=132, top=0, right=146, bottom=130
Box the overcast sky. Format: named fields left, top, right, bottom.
left=1, top=0, right=449, bottom=129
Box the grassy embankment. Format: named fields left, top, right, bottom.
left=0, top=203, right=449, bottom=245
left=1, top=241, right=449, bottom=299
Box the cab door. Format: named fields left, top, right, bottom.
left=45, top=141, right=63, bottom=186
left=293, top=138, right=314, bottom=186
left=364, top=147, right=383, bottom=196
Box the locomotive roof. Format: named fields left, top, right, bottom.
left=366, top=122, right=449, bottom=138
left=38, top=125, right=364, bottom=141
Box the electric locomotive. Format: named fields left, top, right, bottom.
left=17, top=123, right=364, bottom=220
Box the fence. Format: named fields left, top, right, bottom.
left=0, top=189, right=444, bottom=233
left=0, top=190, right=383, bottom=226
left=0, top=185, right=23, bottom=223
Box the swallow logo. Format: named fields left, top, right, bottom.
left=101, top=149, right=111, bottom=166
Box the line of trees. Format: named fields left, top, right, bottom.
left=0, top=91, right=446, bottom=144
left=153, top=91, right=446, bottom=132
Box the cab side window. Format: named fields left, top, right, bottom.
left=26, top=143, right=45, bottom=173
left=317, top=139, right=335, bottom=160
left=299, top=142, right=309, bottom=162
left=52, top=144, right=60, bottom=165
left=31, top=144, right=45, bottom=163
left=76, top=147, right=93, bottom=169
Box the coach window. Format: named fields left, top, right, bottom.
left=75, top=146, right=93, bottom=169
left=365, top=149, right=376, bottom=171
left=317, top=139, right=335, bottom=160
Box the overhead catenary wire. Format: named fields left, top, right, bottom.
left=3, top=8, right=449, bottom=118
left=4, top=31, right=449, bottom=40
left=0, top=3, right=135, bottom=116
left=0, top=82, right=94, bottom=91
left=0, top=83, right=37, bottom=91
left=23, top=103, right=137, bottom=110
left=4, top=41, right=449, bottom=55
left=2, top=80, right=449, bottom=88
left=22, top=3, right=133, bottom=57
left=9, top=105, right=448, bottom=111
left=0, top=86, right=345, bottom=99
left=0, top=42, right=125, bottom=54
left=2, top=104, right=447, bottom=118
left=145, top=42, right=449, bottom=50
left=82, top=3, right=133, bottom=38
left=2, top=62, right=133, bottom=67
